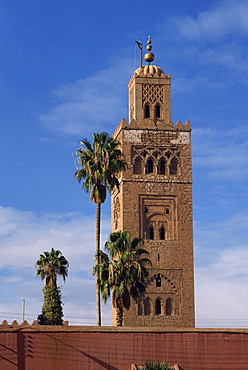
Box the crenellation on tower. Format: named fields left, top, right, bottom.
left=111, top=37, right=195, bottom=328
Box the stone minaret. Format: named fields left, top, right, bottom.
left=112, top=37, right=195, bottom=327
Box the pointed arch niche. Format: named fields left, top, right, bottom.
left=141, top=195, right=177, bottom=241
left=133, top=157, right=142, bottom=174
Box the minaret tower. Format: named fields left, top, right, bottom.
left=112, top=37, right=195, bottom=327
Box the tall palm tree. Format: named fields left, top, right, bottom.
left=36, top=248, right=69, bottom=287
left=75, top=132, right=126, bottom=326
left=94, top=230, right=151, bottom=326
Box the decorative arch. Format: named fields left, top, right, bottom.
left=148, top=274, right=178, bottom=295
left=154, top=103, right=161, bottom=118
left=166, top=297, right=172, bottom=316
left=169, top=156, right=180, bottom=176
left=149, top=226, right=154, bottom=240
left=138, top=301, right=143, bottom=316
left=144, top=297, right=151, bottom=316
left=133, top=156, right=142, bottom=174
left=155, top=298, right=162, bottom=315
left=158, top=158, right=166, bottom=175
left=146, top=213, right=168, bottom=240
left=159, top=225, right=166, bottom=240
left=156, top=274, right=161, bottom=287
left=146, top=158, right=154, bottom=174
left=144, top=103, right=150, bottom=118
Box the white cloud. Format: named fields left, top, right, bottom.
left=194, top=211, right=248, bottom=328
left=1, top=204, right=248, bottom=328
left=174, top=0, right=248, bottom=42
left=0, top=206, right=112, bottom=325
left=195, top=212, right=248, bottom=260
left=195, top=245, right=248, bottom=328
left=192, top=127, right=248, bottom=181
left=40, top=59, right=133, bottom=136
left=156, top=1, right=248, bottom=85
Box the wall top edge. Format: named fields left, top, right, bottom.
left=0, top=322, right=248, bottom=334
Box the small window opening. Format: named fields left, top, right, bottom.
left=149, top=226, right=154, bottom=240
left=155, top=299, right=161, bottom=315
left=156, top=274, right=161, bottom=288
left=158, top=254, right=160, bottom=262
left=165, top=208, right=169, bottom=215
left=144, top=104, right=150, bottom=118
left=169, top=159, right=178, bottom=175
left=144, top=298, right=150, bottom=316
left=145, top=207, right=148, bottom=213
left=166, top=297, right=172, bottom=316
left=133, top=158, right=142, bottom=174
left=138, top=302, right=143, bottom=315
left=159, top=160, right=165, bottom=175
left=160, top=226, right=165, bottom=240
left=146, top=159, right=153, bottom=174
left=155, top=104, right=160, bottom=118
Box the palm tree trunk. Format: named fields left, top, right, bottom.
left=96, top=202, right=101, bottom=326
left=116, top=305, right=123, bottom=326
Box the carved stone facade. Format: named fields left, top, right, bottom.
left=112, top=61, right=195, bottom=327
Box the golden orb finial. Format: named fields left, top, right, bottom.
left=144, top=36, right=155, bottom=64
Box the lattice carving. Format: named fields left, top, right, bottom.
left=143, top=85, right=163, bottom=104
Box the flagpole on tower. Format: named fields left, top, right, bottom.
left=135, top=40, right=143, bottom=68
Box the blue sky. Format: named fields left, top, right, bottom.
left=0, top=0, right=248, bottom=327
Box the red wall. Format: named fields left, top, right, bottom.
left=0, top=326, right=248, bottom=369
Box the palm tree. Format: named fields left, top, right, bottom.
left=94, top=230, right=151, bottom=326
left=36, top=248, right=69, bottom=325
left=75, top=132, right=126, bottom=326
left=137, top=361, right=173, bottom=370
left=36, top=248, right=69, bottom=288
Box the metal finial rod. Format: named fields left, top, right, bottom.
left=144, top=35, right=154, bottom=64
left=135, top=40, right=143, bottom=68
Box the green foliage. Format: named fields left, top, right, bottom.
left=37, top=286, right=64, bottom=325
left=75, top=131, right=127, bottom=204
left=75, top=132, right=127, bottom=325
left=36, top=248, right=69, bottom=287
left=93, top=230, right=151, bottom=326
left=137, top=361, right=173, bottom=370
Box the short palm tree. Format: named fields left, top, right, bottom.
left=143, top=361, right=173, bottom=370
left=36, top=248, right=69, bottom=287
left=36, top=248, right=69, bottom=325
left=135, top=362, right=173, bottom=370
left=75, top=132, right=126, bottom=326
left=94, top=230, right=151, bottom=326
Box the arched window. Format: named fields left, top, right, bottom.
left=166, top=297, right=172, bottom=316
left=158, top=159, right=165, bottom=175
left=133, top=158, right=142, bottom=174
left=149, top=226, right=154, bottom=240
left=144, top=104, right=150, bottom=118
left=169, top=158, right=178, bottom=175
left=144, top=298, right=150, bottom=316
left=156, top=274, right=161, bottom=288
left=155, top=104, right=160, bottom=118
left=155, top=298, right=161, bottom=315
left=146, top=159, right=153, bottom=174
left=160, top=226, right=165, bottom=240
left=138, top=302, right=143, bottom=315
